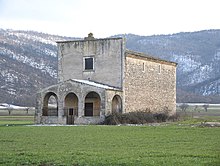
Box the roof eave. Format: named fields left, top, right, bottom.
left=125, top=50, right=177, bottom=66
left=56, top=37, right=123, bottom=43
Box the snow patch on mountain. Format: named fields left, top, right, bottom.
left=196, top=79, right=220, bottom=96
left=172, top=54, right=200, bottom=73
left=0, top=47, right=57, bottom=78
left=7, top=31, right=57, bottom=46
left=44, top=48, right=57, bottom=57
left=190, top=65, right=213, bottom=85
left=1, top=71, right=18, bottom=83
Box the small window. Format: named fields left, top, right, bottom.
left=158, top=64, right=161, bottom=74
left=84, top=57, right=94, bottom=70
left=69, top=108, right=74, bottom=115
left=142, top=62, right=145, bottom=72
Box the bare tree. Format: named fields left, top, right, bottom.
left=194, top=105, right=198, bottom=111
left=179, top=103, right=189, bottom=113
left=26, top=108, right=29, bottom=115
left=8, top=108, right=12, bottom=115
left=203, top=104, right=209, bottom=112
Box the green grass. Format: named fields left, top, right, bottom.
left=0, top=110, right=219, bottom=166
left=0, top=125, right=219, bottom=166
left=0, top=116, right=34, bottom=125
left=0, top=109, right=35, bottom=116
left=176, top=106, right=220, bottom=122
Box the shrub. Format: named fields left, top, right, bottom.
left=203, top=104, right=209, bottom=112
left=154, top=113, right=169, bottom=122
left=102, top=108, right=172, bottom=125
left=103, top=112, right=122, bottom=125
left=168, top=112, right=180, bottom=122
left=179, top=103, right=189, bottom=112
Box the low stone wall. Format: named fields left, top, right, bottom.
left=36, top=115, right=104, bottom=125
left=74, top=116, right=105, bottom=125
left=38, top=116, right=66, bottom=124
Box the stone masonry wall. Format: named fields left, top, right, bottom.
left=124, top=54, right=177, bottom=115
left=57, top=38, right=125, bottom=89
left=105, top=90, right=123, bottom=115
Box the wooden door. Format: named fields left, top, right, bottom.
left=85, top=103, right=93, bottom=116
left=67, top=108, right=74, bottom=124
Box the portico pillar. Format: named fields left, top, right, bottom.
left=78, top=95, right=84, bottom=117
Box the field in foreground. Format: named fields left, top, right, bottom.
left=0, top=123, right=219, bottom=166
left=0, top=108, right=220, bottom=166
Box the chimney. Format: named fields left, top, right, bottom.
left=84, top=33, right=95, bottom=40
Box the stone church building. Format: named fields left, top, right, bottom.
left=35, top=33, right=177, bottom=125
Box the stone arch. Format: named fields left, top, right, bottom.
left=112, top=95, right=122, bottom=113
left=84, top=91, right=101, bottom=116
left=43, top=92, right=58, bottom=116
left=64, top=92, right=79, bottom=116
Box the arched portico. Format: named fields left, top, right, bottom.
left=43, top=92, right=58, bottom=116
left=64, top=92, right=78, bottom=124
left=84, top=92, right=101, bottom=116
left=36, top=79, right=122, bottom=125
left=112, top=95, right=122, bottom=113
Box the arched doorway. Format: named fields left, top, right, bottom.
left=43, top=92, right=58, bottom=116
left=64, top=93, right=78, bottom=124
left=112, top=95, right=122, bottom=113
left=85, top=92, right=101, bottom=116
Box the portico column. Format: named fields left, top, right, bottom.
left=35, top=93, right=42, bottom=124
left=78, top=95, right=84, bottom=117
left=58, top=95, right=65, bottom=124
left=100, top=96, right=106, bottom=119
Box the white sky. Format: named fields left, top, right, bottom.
left=0, top=0, right=219, bottom=38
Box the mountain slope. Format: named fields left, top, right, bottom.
left=0, top=29, right=220, bottom=106
left=114, top=30, right=220, bottom=97
left=0, top=29, right=76, bottom=105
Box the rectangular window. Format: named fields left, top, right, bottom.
left=142, top=62, right=145, bottom=72
left=69, top=108, right=74, bottom=115
left=84, top=57, right=94, bottom=70
left=158, top=64, right=161, bottom=74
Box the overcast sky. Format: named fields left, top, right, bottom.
left=0, top=0, right=219, bottom=38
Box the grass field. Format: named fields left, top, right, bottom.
left=0, top=122, right=219, bottom=165
left=0, top=116, right=34, bottom=125
left=176, top=104, right=220, bottom=122
left=0, top=108, right=220, bottom=166
left=0, top=109, right=35, bottom=116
